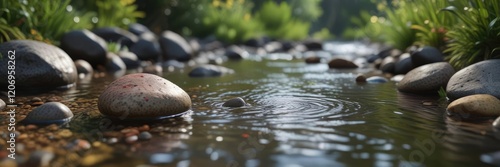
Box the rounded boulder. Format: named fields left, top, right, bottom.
left=447, top=59, right=500, bottom=101
left=447, top=94, right=500, bottom=118
left=0, top=40, right=77, bottom=90
left=397, top=62, right=455, bottom=94
left=98, top=73, right=192, bottom=120
left=21, top=102, right=74, bottom=125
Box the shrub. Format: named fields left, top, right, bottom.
left=443, top=0, right=500, bottom=69
left=255, top=1, right=310, bottom=40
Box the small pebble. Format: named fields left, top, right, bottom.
left=222, top=97, right=246, bottom=107
left=58, top=129, right=73, bottom=138
left=138, top=131, right=152, bottom=140
left=125, top=135, right=138, bottom=143
left=31, top=97, right=43, bottom=102
left=355, top=74, right=367, bottom=83
left=107, top=138, right=118, bottom=144
left=22, top=102, right=73, bottom=125
left=138, top=125, right=150, bottom=131
left=366, top=76, right=388, bottom=83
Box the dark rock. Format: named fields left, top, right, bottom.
left=380, top=56, right=397, bottom=74
left=244, top=37, right=265, bottom=48
left=128, top=23, right=151, bottom=36
left=188, top=64, right=235, bottom=77
left=303, top=40, right=323, bottom=51
left=117, top=51, right=140, bottom=69
left=60, top=30, right=107, bottom=67
left=21, top=102, right=74, bottom=125
left=447, top=59, right=500, bottom=101
left=159, top=30, right=193, bottom=62
left=223, top=97, right=246, bottom=107
left=98, top=73, right=192, bottom=120
left=376, top=47, right=400, bottom=59
left=366, top=54, right=380, bottom=63
left=411, top=46, right=444, bottom=67
left=281, top=41, right=295, bottom=52
left=394, top=53, right=414, bottom=74
left=138, top=131, right=153, bottom=140
left=225, top=45, right=249, bottom=60
left=355, top=74, right=367, bottom=83
left=92, top=27, right=138, bottom=48
left=366, top=76, right=388, bottom=83
left=24, top=150, right=54, bottom=167
left=0, top=40, right=77, bottom=90
left=305, top=56, right=321, bottom=64
left=130, top=33, right=161, bottom=61
left=328, top=58, right=358, bottom=69
left=106, top=52, right=127, bottom=72
left=74, top=59, right=93, bottom=74
left=397, top=62, right=455, bottom=94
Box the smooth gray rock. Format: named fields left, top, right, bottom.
left=380, top=56, right=397, bottom=74
left=92, top=27, right=138, bottom=48
left=394, top=53, right=413, bottom=74
left=159, top=30, right=193, bottom=62
left=74, top=59, right=93, bottom=74
left=106, top=52, right=127, bottom=72
left=117, top=51, right=140, bottom=69
left=128, top=23, right=151, bottom=36
left=98, top=73, right=192, bottom=120
left=223, top=97, right=246, bottom=107
left=21, top=102, right=73, bottom=125
left=366, top=76, right=388, bottom=83
left=130, top=32, right=161, bottom=61
left=447, top=59, right=500, bottom=101
left=60, top=30, right=107, bottom=67
left=397, top=62, right=455, bottom=94
left=188, top=64, right=235, bottom=77
left=225, top=45, right=249, bottom=60
left=411, top=46, right=444, bottom=67
left=0, top=40, right=77, bottom=90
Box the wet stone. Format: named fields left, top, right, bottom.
left=98, top=73, right=192, bottom=120
left=355, top=74, right=367, bottom=83
left=74, top=59, right=94, bottom=75
left=0, top=99, right=5, bottom=110
left=328, top=58, right=358, bottom=69
left=138, top=131, right=153, bottom=140
left=366, top=76, right=388, bottom=83
left=21, top=102, right=74, bottom=125
left=397, top=62, right=455, bottom=94
left=223, top=97, right=246, bottom=107
left=447, top=94, right=500, bottom=118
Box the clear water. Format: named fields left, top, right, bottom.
left=19, top=42, right=500, bottom=166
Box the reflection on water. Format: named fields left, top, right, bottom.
left=24, top=42, right=500, bottom=166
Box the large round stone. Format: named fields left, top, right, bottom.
left=397, top=62, right=455, bottom=94
left=447, top=59, right=500, bottom=101
left=98, top=73, right=192, bottom=119
left=60, top=30, right=107, bottom=67
left=447, top=94, right=500, bottom=118
left=0, top=40, right=77, bottom=90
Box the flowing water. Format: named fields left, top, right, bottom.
left=13, top=42, right=500, bottom=166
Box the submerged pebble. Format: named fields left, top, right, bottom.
left=222, top=97, right=246, bottom=107
left=21, top=102, right=74, bottom=125
left=366, top=76, right=388, bottom=83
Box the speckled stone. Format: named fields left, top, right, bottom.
left=447, top=94, right=500, bottom=117
left=447, top=59, right=500, bottom=101
left=328, top=58, right=358, bottom=69
left=223, top=97, right=246, bottom=107
left=397, top=62, right=455, bottom=94
left=98, top=73, right=192, bottom=120
left=21, top=102, right=73, bottom=125
left=0, top=40, right=78, bottom=90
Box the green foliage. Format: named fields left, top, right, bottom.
left=443, top=0, right=500, bottom=69
left=72, top=0, right=144, bottom=29
left=255, top=1, right=310, bottom=40
left=312, top=28, right=333, bottom=40
left=287, top=0, right=322, bottom=22
left=0, top=0, right=92, bottom=44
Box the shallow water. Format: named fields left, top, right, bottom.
left=8, top=42, right=500, bottom=166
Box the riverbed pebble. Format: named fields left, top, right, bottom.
left=328, top=58, right=358, bottom=69
left=188, top=64, right=235, bottom=77
left=222, top=97, right=246, bottom=107
left=0, top=99, right=5, bottom=110
left=447, top=59, right=500, bottom=101
left=98, top=73, right=192, bottom=119
left=21, top=102, right=74, bottom=125
left=74, top=59, right=94, bottom=74
left=447, top=94, right=500, bottom=118
left=366, top=76, right=388, bottom=83
left=397, top=62, right=455, bottom=94
left=355, top=74, right=367, bottom=83
left=410, top=46, right=444, bottom=67
left=138, top=131, right=153, bottom=140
